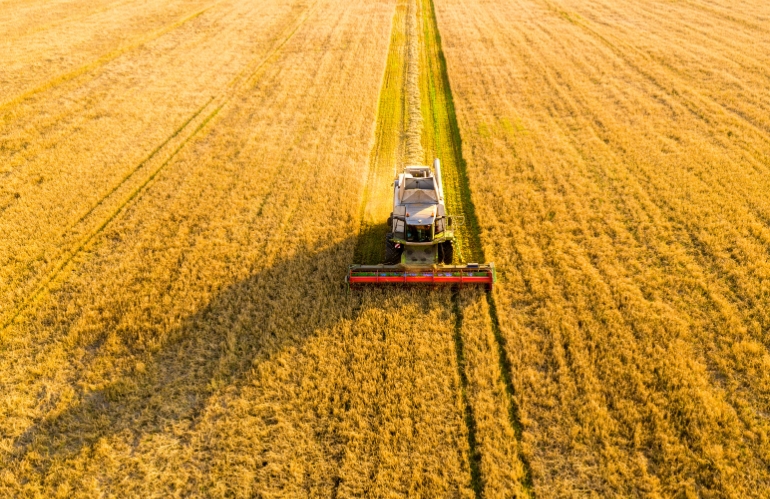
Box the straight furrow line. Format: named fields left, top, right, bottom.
left=351, top=0, right=484, bottom=491
left=403, top=0, right=424, bottom=165
left=0, top=104, right=223, bottom=334
left=0, top=2, right=319, bottom=331
left=485, top=295, right=536, bottom=494
left=69, top=96, right=215, bottom=231
left=420, top=0, right=536, bottom=495
left=418, top=0, right=481, bottom=264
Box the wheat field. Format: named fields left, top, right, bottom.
left=436, top=0, right=770, bottom=496
left=2, top=0, right=769, bottom=496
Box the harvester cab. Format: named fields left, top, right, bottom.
left=347, top=159, right=496, bottom=289
left=386, top=160, right=454, bottom=266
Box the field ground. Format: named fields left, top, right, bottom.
left=3, top=0, right=770, bottom=497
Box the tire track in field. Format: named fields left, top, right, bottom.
left=419, top=0, right=536, bottom=495
left=450, top=289, right=484, bottom=498
left=0, top=0, right=290, bottom=183
left=0, top=2, right=224, bottom=115
left=0, top=1, right=320, bottom=332
left=67, top=0, right=320, bottom=235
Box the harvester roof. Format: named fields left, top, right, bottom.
left=398, top=174, right=439, bottom=205
left=404, top=203, right=436, bottom=225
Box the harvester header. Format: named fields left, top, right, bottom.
left=348, top=159, right=496, bottom=290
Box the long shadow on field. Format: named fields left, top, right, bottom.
left=8, top=238, right=364, bottom=485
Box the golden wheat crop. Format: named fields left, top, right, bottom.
left=5, top=0, right=764, bottom=496
left=436, top=0, right=770, bottom=496
left=0, top=0, right=485, bottom=496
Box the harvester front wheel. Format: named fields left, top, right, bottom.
left=440, top=241, right=454, bottom=264
left=384, top=233, right=403, bottom=265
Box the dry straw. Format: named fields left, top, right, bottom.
left=404, top=0, right=424, bottom=166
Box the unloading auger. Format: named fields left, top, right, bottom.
left=347, top=159, right=496, bottom=289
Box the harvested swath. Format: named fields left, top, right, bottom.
left=435, top=0, right=770, bottom=495
left=403, top=0, right=423, bottom=166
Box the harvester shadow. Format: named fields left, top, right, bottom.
left=10, top=238, right=371, bottom=480
left=352, top=222, right=389, bottom=265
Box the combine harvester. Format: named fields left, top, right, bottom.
left=348, top=159, right=496, bottom=289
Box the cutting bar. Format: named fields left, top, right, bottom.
left=347, top=263, right=496, bottom=290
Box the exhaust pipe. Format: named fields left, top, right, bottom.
left=433, top=158, right=444, bottom=201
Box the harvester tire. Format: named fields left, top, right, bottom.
left=384, top=233, right=403, bottom=265
left=440, top=241, right=454, bottom=264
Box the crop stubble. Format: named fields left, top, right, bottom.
left=435, top=0, right=770, bottom=496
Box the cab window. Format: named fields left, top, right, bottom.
left=406, top=224, right=433, bottom=242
